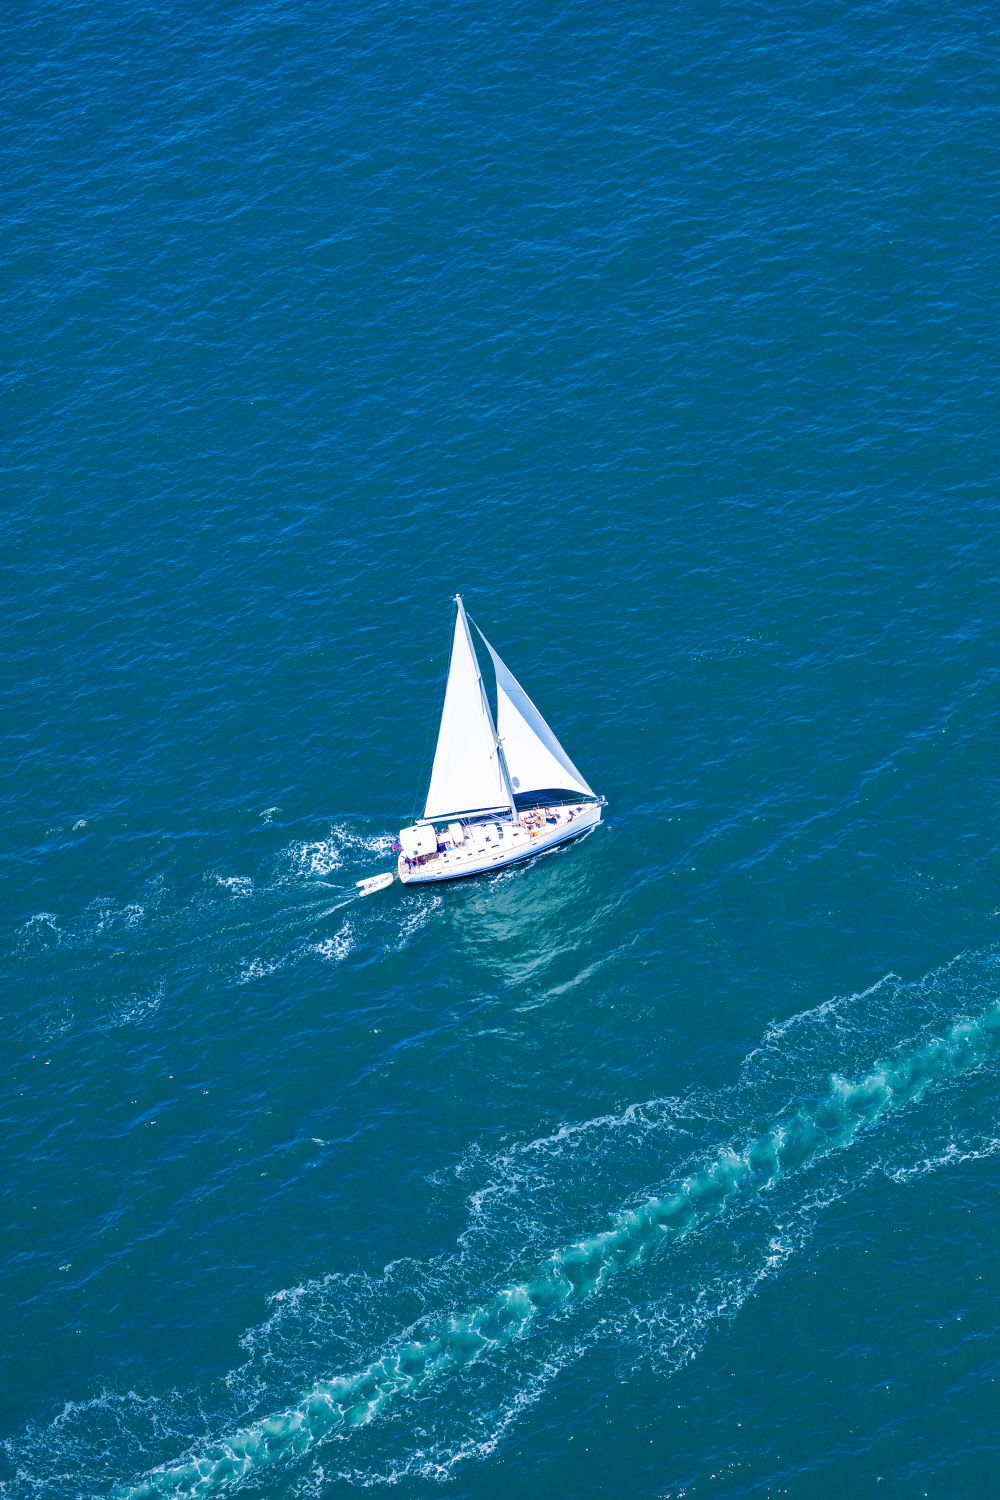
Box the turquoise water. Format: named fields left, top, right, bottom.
left=5, top=2, right=1000, bottom=1496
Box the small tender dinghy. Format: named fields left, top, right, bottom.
left=396, top=596, right=603, bottom=885
left=356, top=872, right=395, bottom=897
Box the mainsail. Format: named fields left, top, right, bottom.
left=476, top=628, right=596, bottom=802
left=423, top=598, right=515, bottom=822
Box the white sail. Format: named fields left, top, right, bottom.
left=423, top=598, right=514, bottom=822
left=476, top=629, right=596, bottom=802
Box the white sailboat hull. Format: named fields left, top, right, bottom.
left=397, top=801, right=602, bottom=885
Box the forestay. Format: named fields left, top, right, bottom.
left=423, top=599, right=515, bottom=822
left=477, top=629, right=595, bottom=802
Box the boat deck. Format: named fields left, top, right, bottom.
left=397, top=802, right=601, bottom=884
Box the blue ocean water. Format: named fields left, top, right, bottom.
left=4, top=1, right=1000, bottom=1495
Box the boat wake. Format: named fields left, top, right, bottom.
left=7, top=950, right=1000, bottom=1499
left=5, top=822, right=421, bottom=1051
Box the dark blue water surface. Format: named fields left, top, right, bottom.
left=5, top=2, right=1000, bottom=1495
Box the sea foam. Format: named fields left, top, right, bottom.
left=106, top=951, right=1000, bottom=1498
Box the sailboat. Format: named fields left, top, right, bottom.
left=395, top=596, right=603, bottom=885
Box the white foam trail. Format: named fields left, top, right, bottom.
left=236, top=953, right=291, bottom=985
left=310, top=898, right=355, bottom=921
left=310, top=925, right=355, bottom=964
left=286, top=827, right=395, bottom=881
left=106, top=983, right=165, bottom=1030
left=119, top=988, right=1000, bottom=1499
left=14, top=912, right=64, bottom=952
